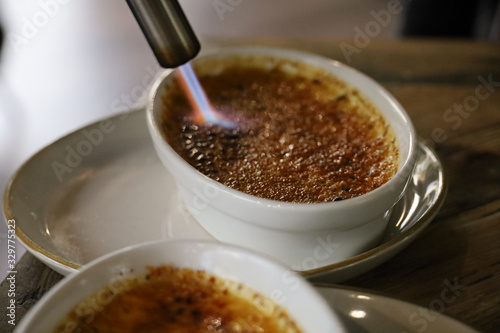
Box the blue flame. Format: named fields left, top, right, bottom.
left=178, top=62, right=235, bottom=128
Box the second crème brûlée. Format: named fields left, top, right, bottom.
left=161, top=55, right=400, bottom=203
left=53, top=265, right=303, bottom=333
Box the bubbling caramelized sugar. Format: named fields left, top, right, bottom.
left=162, top=56, right=399, bottom=203
left=54, top=265, right=302, bottom=333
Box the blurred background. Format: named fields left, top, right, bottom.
left=0, top=0, right=498, bottom=276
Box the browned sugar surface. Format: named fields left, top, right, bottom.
left=54, top=266, right=301, bottom=333
left=162, top=63, right=398, bottom=203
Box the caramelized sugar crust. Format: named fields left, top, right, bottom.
left=162, top=58, right=399, bottom=203
left=54, top=265, right=302, bottom=333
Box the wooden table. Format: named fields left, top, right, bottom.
left=2, top=39, right=500, bottom=332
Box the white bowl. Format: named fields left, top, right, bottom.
left=14, top=240, right=345, bottom=333
left=147, top=46, right=417, bottom=268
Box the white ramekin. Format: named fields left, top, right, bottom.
left=147, top=46, right=417, bottom=268
left=14, top=240, right=345, bottom=333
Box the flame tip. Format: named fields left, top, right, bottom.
left=178, top=62, right=237, bottom=129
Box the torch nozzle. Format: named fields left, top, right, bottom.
left=126, top=0, right=200, bottom=68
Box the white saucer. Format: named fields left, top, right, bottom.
left=4, top=109, right=446, bottom=281
left=316, top=286, right=478, bottom=332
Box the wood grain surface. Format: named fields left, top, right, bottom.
left=2, top=39, right=499, bottom=333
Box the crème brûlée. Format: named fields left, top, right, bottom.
left=53, top=265, right=303, bottom=333
left=161, top=56, right=399, bottom=203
